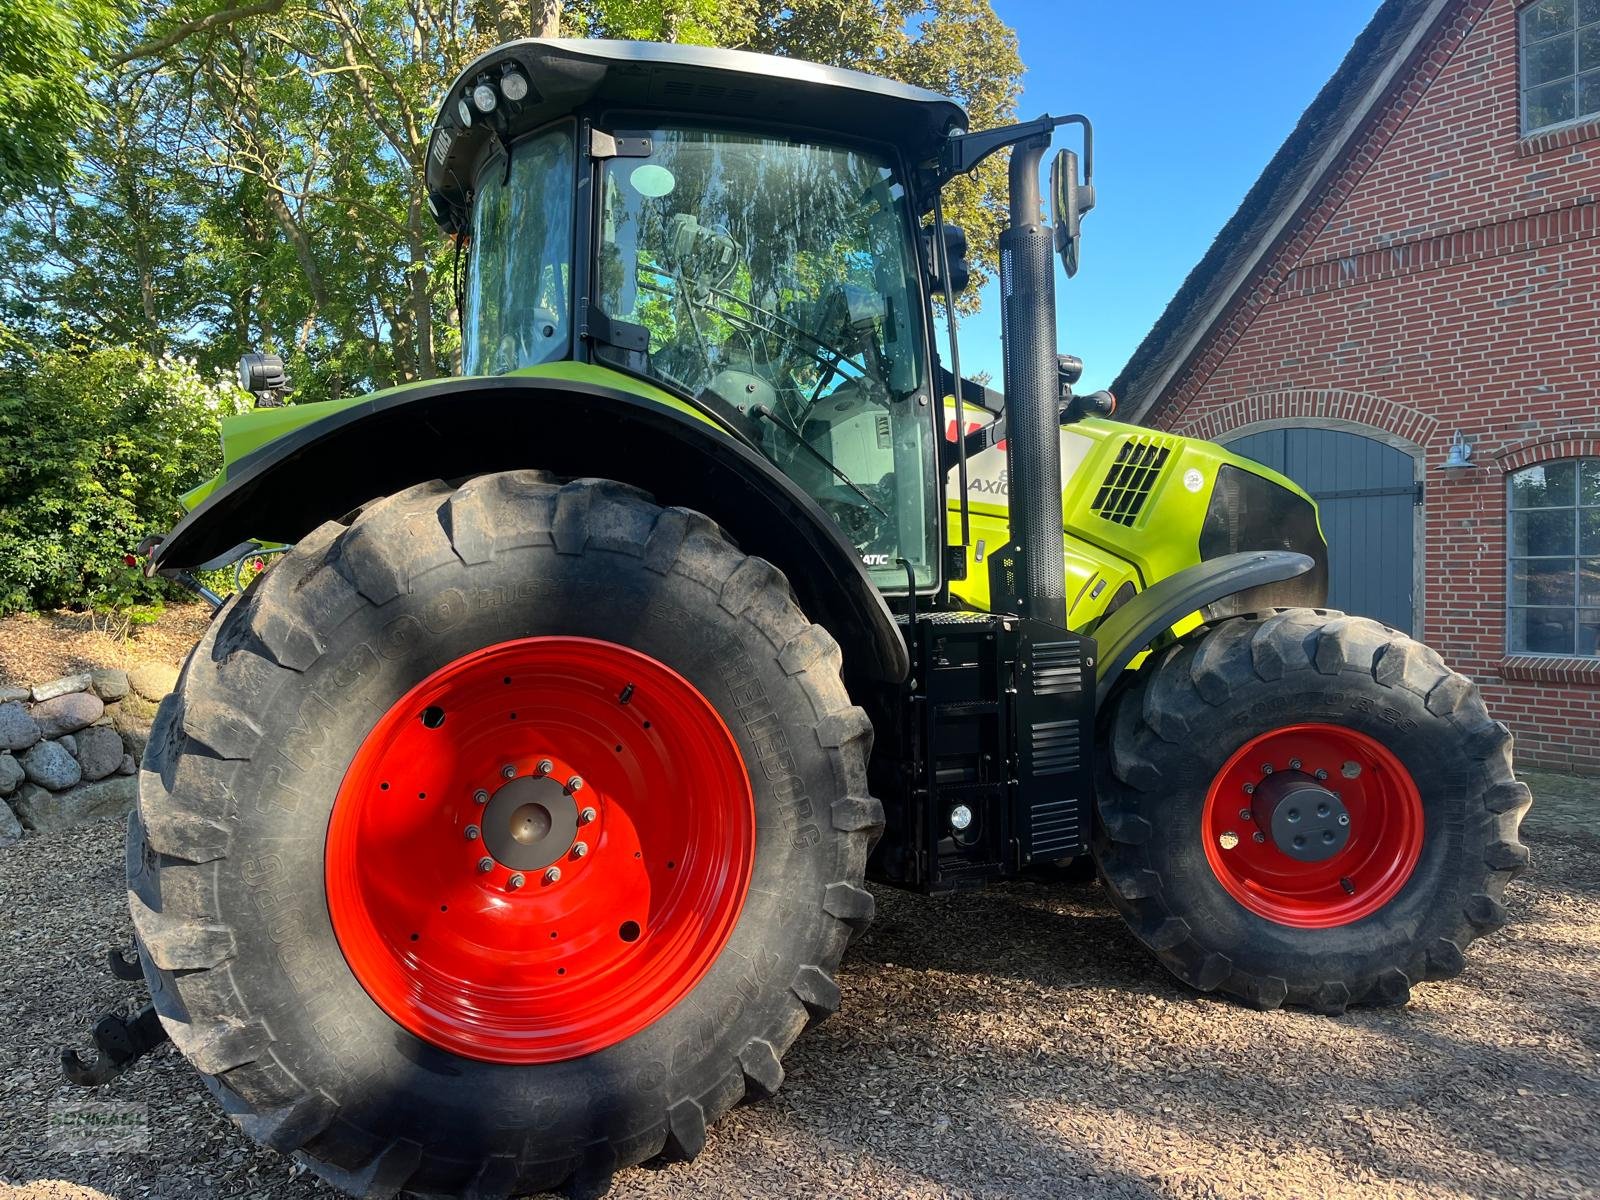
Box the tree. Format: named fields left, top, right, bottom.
left=0, top=0, right=127, bottom=201
left=2, top=0, right=1022, bottom=395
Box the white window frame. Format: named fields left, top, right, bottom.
left=1506, top=456, right=1600, bottom=658
left=1519, top=0, right=1600, bottom=135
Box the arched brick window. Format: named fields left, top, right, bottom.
left=1507, top=456, right=1600, bottom=656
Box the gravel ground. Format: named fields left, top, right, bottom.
left=0, top=785, right=1595, bottom=1200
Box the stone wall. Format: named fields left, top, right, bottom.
left=0, top=662, right=177, bottom=844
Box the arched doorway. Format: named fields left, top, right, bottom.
left=1222, top=426, right=1419, bottom=634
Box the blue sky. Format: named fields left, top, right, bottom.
left=957, top=0, right=1385, bottom=395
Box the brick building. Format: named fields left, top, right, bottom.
left=1113, top=0, right=1600, bottom=773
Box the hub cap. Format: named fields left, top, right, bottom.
left=326, top=636, right=754, bottom=1063
left=1202, top=723, right=1422, bottom=928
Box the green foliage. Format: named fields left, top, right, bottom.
left=1, top=2, right=1021, bottom=392
left=0, top=0, right=127, bottom=201
left=0, top=347, right=248, bottom=614
left=0, top=3, right=1024, bottom=614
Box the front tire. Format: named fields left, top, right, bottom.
left=129, top=474, right=881, bottom=1197
left=1094, top=610, right=1530, bottom=1013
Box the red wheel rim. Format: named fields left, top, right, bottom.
left=1201, top=723, right=1422, bottom=928
left=326, top=636, right=754, bottom=1063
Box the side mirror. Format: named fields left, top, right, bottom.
left=926, top=222, right=970, bottom=297
left=1049, top=148, right=1095, bottom=278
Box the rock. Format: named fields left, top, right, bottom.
left=11, top=775, right=136, bottom=832
left=58, top=734, right=77, bottom=757
left=116, top=753, right=137, bottom=776
left=31, top=692, right=105, bottom=739
left=90, top=668, right=130, bottom=702
left=0, top=753, right=23, bottom=796
left=74, top=726, right=125, bottom=783
left=0, top=799, right=20, bottom=845
left=127, top=662, right=179, bottom=703
left=31, top=671, right=92, bottom=702
left=0, top=686, right=29, bottom=704
left=20, top=740, right=81, bottom=790
left=111, top=701, right=154, bottom=759
left=0, top=701, right=41, bottom=752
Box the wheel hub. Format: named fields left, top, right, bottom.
left=481, top=774, right=580, bottom=872
left=1202, top=723, right=1423, bottom=928
left=325, top=636, right=755, bottom=1064
left=1251, top=772, right=1350, bottom=863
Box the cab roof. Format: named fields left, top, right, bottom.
left=424, top=39, right=968, bottom=224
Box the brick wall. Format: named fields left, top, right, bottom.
left=1145, top=0, right=1600, bottom=774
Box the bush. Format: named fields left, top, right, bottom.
left=0, top=346, right=248, bottom=615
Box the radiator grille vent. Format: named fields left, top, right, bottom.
left=1030, top=641, right=1083, bottom=697
left=1029, top=718, right=1081, bottom=776
left=1028, top=796, right=1082, bottom=856
left=1091, top=436, right=1175, bottom=526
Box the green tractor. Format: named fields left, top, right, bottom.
left=81, top=38, right=1528, bottom=1199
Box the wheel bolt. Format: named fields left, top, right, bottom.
left=543, top=866, right=562, bottom=884
left=474, top=789, right=489, bottom=804
left=1238, top=808, right=1252, bottom=821
left=571, top=841, right=589, bottom=858
left=1243, top=783, right=1255, bottom=795
left=1252, top=831, right=1266, bottom=844
left=501, top=764, right=516, bottom=780
left=464, top=824, right=480, bottom=841
left=536, top=759, right=553, bottom=776
left=1314, top=769, right=1328, bottom=781
left=579, top=806, right=597, bottom=824
left=476, top=856, right=494, bottom=873
left=507, top=872, right=526, bottom=890
left=1289, top=758, right=1302, bottom=771
left=1261, top=764, right=1274, bottom=775
left=566, top=775, right=584, bottom=794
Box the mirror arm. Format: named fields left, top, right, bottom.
left=938, top=113, right=1093, bottom=184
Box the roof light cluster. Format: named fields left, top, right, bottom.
left=456, top=64, right=530, bottom=128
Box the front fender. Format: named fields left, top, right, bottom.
left=1091, top=550, right=1316, bottom=708
left=156, top=376, right=909, bottom=684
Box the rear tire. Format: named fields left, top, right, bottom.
left=1093, top=609, right=1530, bottom=1013
left=129, top=474, right=882, bottom=1197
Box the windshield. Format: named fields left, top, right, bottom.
left=463, top=126, right=574, bottom=375
left=596, top=127, right=938, bottom=588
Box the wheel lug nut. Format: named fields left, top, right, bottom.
left=1337, top=813, right=1350, bottom=826
left=1314, top=769, right=1327, bottom=781
left=536, top=759, right=553, bottom=776
left=1261, top=764, right=1274, bottom=775
left=579, top=806, right=597, bottom=824
left=565, top=776, right=583, bottom=794
left=571, top=841, right=589, bottom=858
left=474, top=789, right=489, bottom=804
left=1243, top=783, right=1255, bottom=795
left=1252, top=831, right=1266, bottom=843
left=1238, top=808, right=1252, bottom=821
left=543, top=866, right=562, bottom=884
left=476, top=856, right=494, bottom=873
left=1289, top=759, right=1301, bottom=770
left=464, top=824, right=480, bottom=840
left=501, top=764, right=516, bottom=780
left=507, top=872, right=526, bottom=890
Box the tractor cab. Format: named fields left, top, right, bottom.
left=428, top=39, right=962, bottom=589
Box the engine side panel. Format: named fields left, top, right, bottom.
left=947, top=417, right=1328, bottom=627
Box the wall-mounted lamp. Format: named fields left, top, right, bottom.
left=1436, top=430, right=1475, bottom=471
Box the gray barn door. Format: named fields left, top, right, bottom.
left=1223, top=427, right=1416, bottom=634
